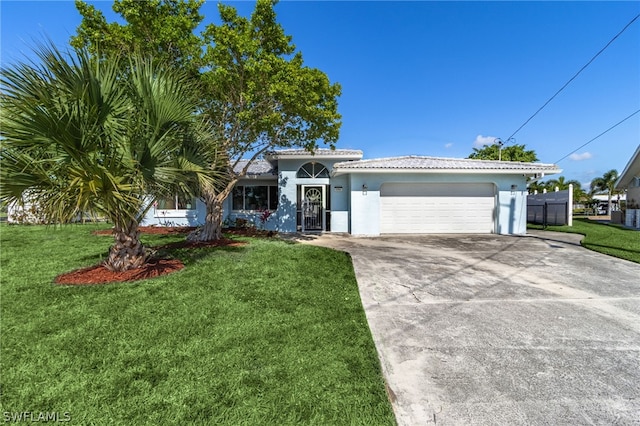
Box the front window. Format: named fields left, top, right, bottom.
left=297, top=162, right=329, bottom=178
left=232, top=185, right=278, bottom=211
left=156, top=194, right=196, bottom=210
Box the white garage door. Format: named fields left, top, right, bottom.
left=380, top=183, right=496, bottom=233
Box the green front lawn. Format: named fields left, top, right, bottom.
left=529, top=218, right=640, bottom=264
left=0, top=224, right=395, bottom=425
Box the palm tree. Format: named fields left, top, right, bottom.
left=1, top=44, right=224, bottom=271
left=544, top=176, right=583, bottom=205
left=527, top=180, right=547, bottom=194
left=590, top=169, right=620, bottom=216
left=545, top=176, right=581, bottom=191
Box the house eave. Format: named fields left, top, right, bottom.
left=614, top=144, right=640, bottom=190
left=237, top=175, right=278, bottom=181
left=266, top=154, right=363, bottom=161
left=264, top=149, right=363, bottom=162
left=332, top=167, right=562, bottom=177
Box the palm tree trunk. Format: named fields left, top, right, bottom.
left=105, top=220, right=147, bottom=272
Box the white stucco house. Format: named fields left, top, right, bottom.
left=615, top=144, right=640, bottom=229
left=142, top=148, right=561, bottom=236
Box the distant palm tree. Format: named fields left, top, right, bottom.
left=529, top=176, right=581, bottom=196
left=590, top=169, right=620, bottom=216
left=545, top=176, right=583, bottom=203
left=545, top=176, right=581, bottom=191
left=1, top=44, right=224, bottom=271
left=527, top=180, right=547, bottom=194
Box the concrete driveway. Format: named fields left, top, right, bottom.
left=302, top=230, right=640, bottom=425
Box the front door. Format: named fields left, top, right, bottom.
left=300, top=185, right=325, bottom=231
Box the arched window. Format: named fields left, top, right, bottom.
left=297, top=162, right=329, bottom=178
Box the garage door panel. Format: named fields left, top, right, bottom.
left=380, top=183, right=495, bottom=234
left=383, top=183, right=495, bottom=197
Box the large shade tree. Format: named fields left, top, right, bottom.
left=0, top=44, right=224, bottom=271
left=590, top=169, right=620, bottom=216
left=72, top=0, right=206, bottom=78
left=193, top=1, right=341, bottom=240
left=468, top=143, right=538, bottom=162
left=73, top=0, right=342, bottom=241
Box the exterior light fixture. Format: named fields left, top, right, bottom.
left=362, top=184, right=368, bottom=195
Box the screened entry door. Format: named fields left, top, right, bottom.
left=300, top=185, right=325, bottom=231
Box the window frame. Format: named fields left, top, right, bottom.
left=153, top=194, right=197, bottom=218
left=297, top=162, right=330, bottom=179
left=232, top=185, right=279, bottom=212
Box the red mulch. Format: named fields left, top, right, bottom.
left=92, top=226, right=197, bottom=236
left=58, top=226, right=269, bottom=285
left=54, top=258, right=185, bottom=285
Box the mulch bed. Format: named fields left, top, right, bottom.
left=54, top=259, right=185, bottom=285
left=92, top=226, right=198, bottom=236
left=57, top=226, right=269, bottom=285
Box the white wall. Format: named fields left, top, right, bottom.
left=328, top=174, right=350, bottom=232
left=275, top=157, right=351, bottom=233
left=347, top=172, right=529, bottom=236
left=141, top=198, right=206, bottom=227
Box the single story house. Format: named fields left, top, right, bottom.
left=143, top=148, right=561, bottom=236
left=615, top=144, right=640, bottom=229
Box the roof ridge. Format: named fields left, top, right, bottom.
left=337, top=155, right=557, bottom=166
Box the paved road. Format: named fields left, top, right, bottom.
left=301, top=231, right=640, bottom=425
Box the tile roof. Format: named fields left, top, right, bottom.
left=233, top=159, right=276, bottom=176
left=265, top=148, right=363, bottom=158
left=333, top=155, right=561, bottom=173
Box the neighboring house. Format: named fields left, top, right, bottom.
left=591, top=193, right=626, bottom=214
left=6, top=194, right=47, bottom=224
left=615, top=144, right=640, bottom=229
left=143, top=148, right=561, bottom=236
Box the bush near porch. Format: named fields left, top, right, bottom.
left=0, top=224, right=395, bottom=425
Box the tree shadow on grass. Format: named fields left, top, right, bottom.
left=156, top=243, right=247, bottom=267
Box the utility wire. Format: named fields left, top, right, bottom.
left=506, top=13, right=640, bottom=142
left=554, top=109, right=640, bottom=163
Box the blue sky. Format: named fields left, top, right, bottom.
left=2, top=1, right=639, bottom=189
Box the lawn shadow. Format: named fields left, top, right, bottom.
left=152, top=240, right=248, bottom=266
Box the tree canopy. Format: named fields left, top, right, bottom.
left=468, top=143, right=538, bottom=162
left=72, top=0, right=342, bottom=240
left=71, top=0, right=206, bottom=77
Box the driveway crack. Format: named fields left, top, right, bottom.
left=398, top=283, right=422, bottom=302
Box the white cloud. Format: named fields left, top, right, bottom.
left=444, top=143, right=453, bottom=148
left=569, top=152, right=592, bottom=161
left=473, top=134, right=498, bottom=148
